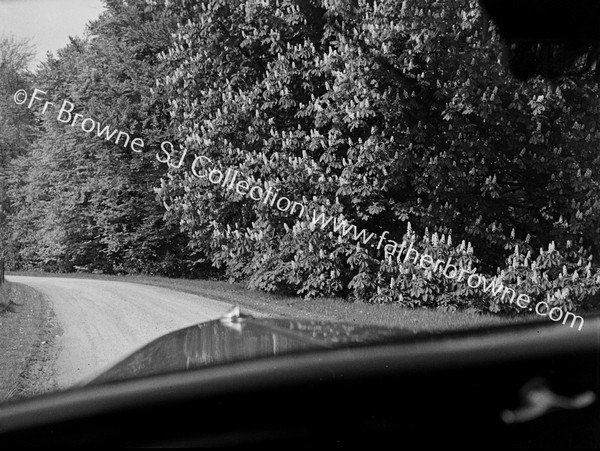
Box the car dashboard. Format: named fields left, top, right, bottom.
left=0, top=316, right=598, bottom=447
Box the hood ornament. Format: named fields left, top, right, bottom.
left=220, top=305, right=243, bottom=333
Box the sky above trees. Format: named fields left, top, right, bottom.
left=0, top=0, right=104, bottom=66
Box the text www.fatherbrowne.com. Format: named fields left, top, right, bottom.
left=14, top=87, right=584, bottom=331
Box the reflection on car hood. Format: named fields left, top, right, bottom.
left=85, top=311, right=412, bottom=386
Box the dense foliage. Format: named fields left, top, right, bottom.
left=2, top=1, right=201, bottom=276
left=157, top=0, right=600, bottom=312
left=1, top=0, right=599, bottom=314
left=0, top=35, right=37, bottom=262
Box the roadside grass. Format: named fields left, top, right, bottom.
left=0, top=282, right=14, bottom=313
left=0, top=282, right=56, bottom=403
left=5, top=271, right=530, bottom=331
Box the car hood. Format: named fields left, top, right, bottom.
left=84, top=309, right=413, bottom=386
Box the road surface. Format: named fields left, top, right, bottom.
left=6, top=276, right=233, bottom=389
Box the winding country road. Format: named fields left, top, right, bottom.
left=6, top=276, right=233, bottom=390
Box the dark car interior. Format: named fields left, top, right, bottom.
left=0, top=317, right=598, bottom=447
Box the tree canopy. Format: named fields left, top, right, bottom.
left=2, top=0, right=599, bottom=315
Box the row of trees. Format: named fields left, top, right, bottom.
left=1, top=0, right=599, bottom=314
left=0, top=35, right=37, bottom=255
left=1, top=1, right=204, bottom=276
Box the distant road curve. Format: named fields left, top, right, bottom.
left=7, top=276, right=233, bottom=389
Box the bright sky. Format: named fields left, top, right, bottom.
left=0, top=0, right=105, bottom=66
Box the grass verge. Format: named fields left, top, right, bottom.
left=7, top=271, right=525, bottom=331
left=0, top=282, right=58, bottom=404
left=0, top=282, right=12, bottom=313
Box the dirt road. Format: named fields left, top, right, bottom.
left=6, top=276, right=233, bottom=390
